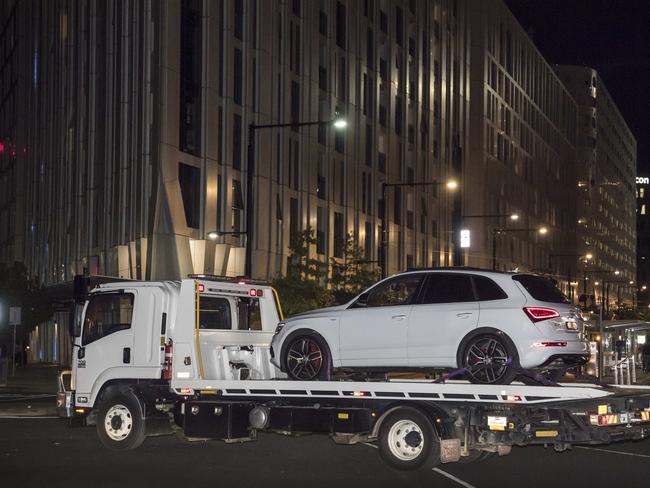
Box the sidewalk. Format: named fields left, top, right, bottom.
left=0, top=363, right=61, bottom=417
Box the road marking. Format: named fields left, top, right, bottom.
left=574, top=446, right=650, bottom=459
left=0, top=416, right=59, bottom=419
left=433, top=468, right=478, bottom=488
left=362, top=441, right=479, bottom=488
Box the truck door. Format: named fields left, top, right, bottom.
left=74, top=290, right=137, bottom=407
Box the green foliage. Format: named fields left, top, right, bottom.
left=330, top=233, right=380, bottom=304
left=271, top=230, right=379, bottom=317
left=271, top=229, right=334, bottom=317
left=0, top=262, right=53, bottom=338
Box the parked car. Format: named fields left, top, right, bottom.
left=270, top=268, right=589, bottom=384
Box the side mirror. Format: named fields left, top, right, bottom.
left=355, top=292, right=370, bottom=308
left=69, top=302, right=84, bottom=338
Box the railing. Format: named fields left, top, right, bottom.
left=611, top=356, right=637, bottom=385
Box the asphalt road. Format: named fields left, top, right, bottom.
left=1, top=415, right=649, bottom=488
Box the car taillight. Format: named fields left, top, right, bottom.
left=523, top=307, right=560, bottom=323
left=163, top=340, right=173, bottom=380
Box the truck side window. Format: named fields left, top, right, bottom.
left=199, top=296, right=232, bottom=330
left=237, top=297, right=262, bottom=331
left=82, top=293, right=134, bottom=346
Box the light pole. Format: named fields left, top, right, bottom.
left=548, top=253, right=593, bottom=301
left=380, top=179, right=458, bottom=279
left=491, top=227, right=548, bottom=270
left=244, top=113, right=347, bottom=278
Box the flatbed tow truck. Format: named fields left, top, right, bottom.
left=57, top=276, right=650, bottom=470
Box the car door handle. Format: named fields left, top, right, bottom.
left=123, top=347, right=131, bottom=364
left=391, top=314, right=407, bottom=321
left=456, top=312, right=473, bottom=318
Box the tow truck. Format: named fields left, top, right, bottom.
left=57, top=276, right=650, bottom=470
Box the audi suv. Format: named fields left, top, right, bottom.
left=270, top=269, right=589, bottom=384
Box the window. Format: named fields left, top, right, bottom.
left=237, top=297, right=262, bottom=331
left=232, top=179, right=244, bottom=231
left=473, top=276, right=508, bottom=301
left=317, top=207, right=326, bottom=255
left=336, top=1, right=346, bottom=48
left=420, top=274, right=475, bottom=304
left=395, top=6, right=403, bottom=46
left=513, top=274, right=570, bottom=304
left=291, top=81, right=300, bottom=126
left=179, top=163, right=201, bottom=228
left=234, top=48, right=243, bottom=105
left=319, top=11, right=327, bottom=36
left=234, top=0, right=243, bottom=40
left=289, top=197, right=299, bottom=244
left=365, top=221, right=372, bottom=258
left=82, top=293, right=134, bottom=346
left=333, top=211, right=344, bottom=258
left=233, top=114, right=242, bottom=169
left=199, top=296, right=232, bottom=329
left=364, top=274, right=423, bottom=307
left=179, top=0, right=202, bottom=155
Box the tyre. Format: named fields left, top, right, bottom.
left=378, top=407, right=439, bottom=471
left=96, top=393, right=146, bottom=451
left=461, top=333, right=517, bottom=385
left=283, top=333, right=331, bottom=380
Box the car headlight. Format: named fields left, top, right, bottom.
left=274, top=322, right=285, bottom=335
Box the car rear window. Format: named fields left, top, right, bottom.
left=512, top=274, right=570, bottom=304
left=472, top=275, right=508, bottom=301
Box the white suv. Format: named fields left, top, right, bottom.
left=270, top=269, right=589, bottom=384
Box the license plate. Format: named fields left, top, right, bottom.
left=565, top=321, right=578, bottom=330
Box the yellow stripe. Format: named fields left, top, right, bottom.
left=271, top=287, right=284, bottom=321
left=535, top=430, right=559, bottom=438
left=195, top=281, right=205, bottom=379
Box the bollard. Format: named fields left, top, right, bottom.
left=614, top=361, right=619, bottom=384
left=631, top=355, right=637, bottom=383
left=626, top=358, right=631, bottom=385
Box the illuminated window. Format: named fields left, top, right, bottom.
left=641, top=187, right=645, bottom=198
left=642, top=205, right=646, bottom=215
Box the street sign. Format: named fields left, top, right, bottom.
left=9, top=307, right=21, bottom=326
left=460, top=229, right=471, bottom=248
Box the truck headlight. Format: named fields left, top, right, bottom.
left=274, top=322, right=285, bottom=335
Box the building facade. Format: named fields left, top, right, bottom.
left=465, top=0, right=579, bottom=293
left=554, top=65, right=637, bottom=307
left=1, top=0, right=470, bottom=289
left=637, top=175, right=650, bottom=309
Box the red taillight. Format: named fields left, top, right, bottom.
left=523, top=307, right=560, bottom=322
left=163, top=340, right=173, bottom=380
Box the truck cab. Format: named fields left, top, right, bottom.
left=65, top=277, right=284, bottom=420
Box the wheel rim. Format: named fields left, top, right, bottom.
left=104, top=404, right=133, bottom=441
left=286, top=338, right=323, bottom=380
left=465, top=337, right=510, bottom=383
left=387, top=420, right=424, bottom=461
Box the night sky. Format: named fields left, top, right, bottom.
left=504, top=0, right=650, bottom=173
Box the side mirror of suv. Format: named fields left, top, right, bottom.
left=69, top=302, right=84, bottom=338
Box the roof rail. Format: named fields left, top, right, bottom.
left=405, top=266, right=514, bottom=274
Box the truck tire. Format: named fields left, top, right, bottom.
left=97, top=393, right=146, bottom=451
left=378, top=407, right=439, bottom=471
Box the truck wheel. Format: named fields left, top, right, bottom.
left=97, top=393, right=146, bottom=451
left=378, top=407, right=439, bottom=471
left=284, top=333, right=331, bottom=380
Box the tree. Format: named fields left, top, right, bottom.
left=271, top=229, right=334, bottom=317
left=330, top=233, right=380, bottom=304
left=0, top=262, right=53, bottom=342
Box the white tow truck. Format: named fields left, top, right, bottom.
left=58, top=275, right=650, bottom=470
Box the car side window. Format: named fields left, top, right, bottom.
left=82, top=293, right=134, bottom=346
left=199, top=296, right=232, bottom=330
left=365, top=275, right=423, bottom=307
left=473, top=275, right=508, bottom=301
left=420, top=274, right=475, bottom=304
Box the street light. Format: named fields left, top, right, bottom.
left=207, top=231, right=247, bottom=240
left=245, top=113, right=347, bottom=278
left=491, top=227, right=548, bottom=270
left=380, top=179, right=458, bottom=279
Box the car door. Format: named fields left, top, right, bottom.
left=339, top=273, right=424, bottom=367
left=408, top=273, right=478, bottom=367
left=74, top=290, right=137, bottom=405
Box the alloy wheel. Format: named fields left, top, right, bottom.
left=464, top=336, right=511, bottom=384
left=286, top=338, right=323, bottom=380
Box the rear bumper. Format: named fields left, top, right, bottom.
left=537, top=353, right=590, bottom=369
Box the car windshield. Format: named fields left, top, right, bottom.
left=513, top=274, right=570, bottom=304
